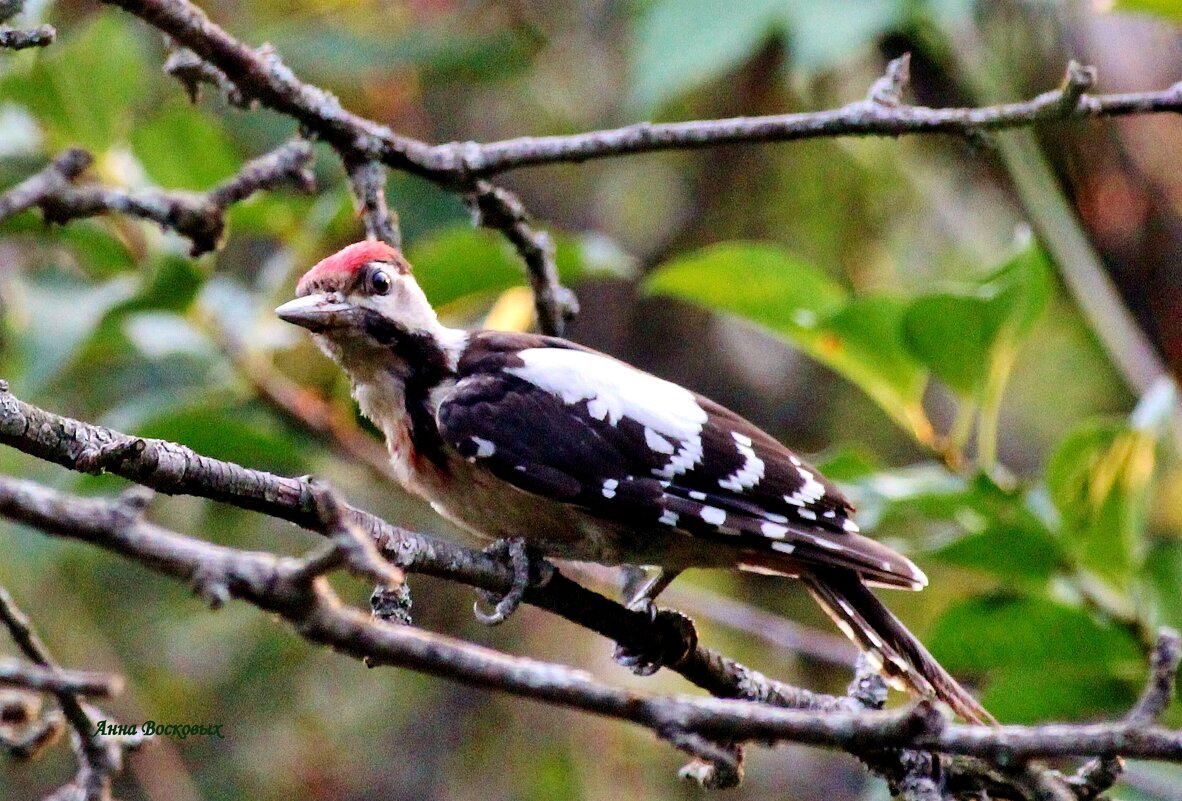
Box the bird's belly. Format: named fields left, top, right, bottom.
left=409, top=454, right=738, bottom=570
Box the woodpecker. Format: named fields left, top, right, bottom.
left=276, top=240, right=992, bottom=724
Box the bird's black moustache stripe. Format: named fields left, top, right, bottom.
left=357, top=309, right=452, bottom=469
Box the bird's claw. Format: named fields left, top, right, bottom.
left=474, top=537, right=546, bottom=625
left=612, top=599, right=696, bottom=676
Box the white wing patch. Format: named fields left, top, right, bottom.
left=507, top=348, right=707, bottom=479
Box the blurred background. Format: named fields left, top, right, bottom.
left=2, top=0, right=1182, bottom=799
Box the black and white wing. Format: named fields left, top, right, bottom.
left=437, top=332, right=926, bottom=590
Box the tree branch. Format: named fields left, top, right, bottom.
left=0, top=0, right=53, bottom=49
left=0, top=587, right=140, bottom=801
left=0, top=381, right=848, bottom=713
left=2, top=473, right=1182, bottom=774
left=0, top=141, right=315, bottom=255
left=0, top=660, right=122, bottom=698
left=1, top=386, right=1181, bottom=798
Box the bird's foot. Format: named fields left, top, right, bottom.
left=473, top=537, right=551, bottom=625
left=612, top=598, right=697, bottom=676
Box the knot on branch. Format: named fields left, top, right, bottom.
left=848, top=652, right=889, bottom=710
left=75, top=438, right=147, bottom=476
left=1059, top=60, right=1098, bottom=116
left=866, top=53, right=911, bottom=107
left=370, top=582, right=412, bottom=627
left=668, top=729, right=744, bottom=790
left=163, top=42, right=249, bottom=107
left=299, top=479, right=405, bottom=589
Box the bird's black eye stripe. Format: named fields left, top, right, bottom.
left=368, top=265, right=392, bottom=295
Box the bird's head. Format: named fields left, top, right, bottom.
left=276, top=241, right=448, bottom=377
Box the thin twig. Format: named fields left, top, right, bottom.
left=0, top=660, right=122, bottom=698
left=0, top=0, right=53, bottom=49
left=1, top=141, right=315, bottom=255
left=0, top=587, right=128, bottom=801
left=344, top=157, right=400, bottom=248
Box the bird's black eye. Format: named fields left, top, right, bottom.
left=369, top=268, right=392, bottom=296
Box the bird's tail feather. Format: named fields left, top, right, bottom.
left=801, top=568, right=994, bottom=724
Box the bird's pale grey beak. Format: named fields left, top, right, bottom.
left=275, top=294, right=356, bottom=332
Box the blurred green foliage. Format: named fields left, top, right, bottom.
left=1, top=1, right=1181, bottom=800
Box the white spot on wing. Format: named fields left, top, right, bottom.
left=471, top=436, right=496, bottom=458
left=797, top=509, right=817, bottom=521
left=689, top=491, right=707, bottom=501
left=763, top=512, right=788, bottom=523
left=700, top=506, right=726, bottom=526
left=602, top=478, right=618, bottom=499
left=842, top=519, right=861, bottom=533
left=659, top=509, right=679, bottom=526
left=761, top=522, right=789, bottom=539
left=771, top=541, right=795, bottom=554
left=718, top=431, right=765, bottom=492
left=787, top=469, right=827, bottom=507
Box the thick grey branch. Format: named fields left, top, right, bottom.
left=0, top=473, right=942, bottom=751
left=4, top=474, right=1182, bottom=771
left=0, top=382, right=844, bottom=714
left=101, top=3, right=1182, bottom=179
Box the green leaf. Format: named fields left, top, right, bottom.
left=14, top=272, right=138, bottom=392
left=0, top=16, right=148, bottom=151
left=928, top=519, right=1062, bottom=582
left=408, top=228, right=542, bottom=309
left=131, top=101, right=242, bottom=190
left=628, top=0, right=907, bottom=111
left=1140, top=539, right=1182, bottom=632
left=646, top=242, right=930, bottom=440
left=628, top=0, right=783, bottom=112
left=645, top=242, right=848, bottom=324
left=819, top=296, right=929, bottom=438
left=1047, top=421, right=1156, bottom=588
left=902, top=294, right=995, bottom=396
left=980, top=664, right=1136, bottom=724
left=902, top=242, right=1052, bottom=397
left=929, top=594, right=1143, bottom=721
left=265, top=21, right=538, bottom=87
left=1114, top=0, right=1182, bottom=21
